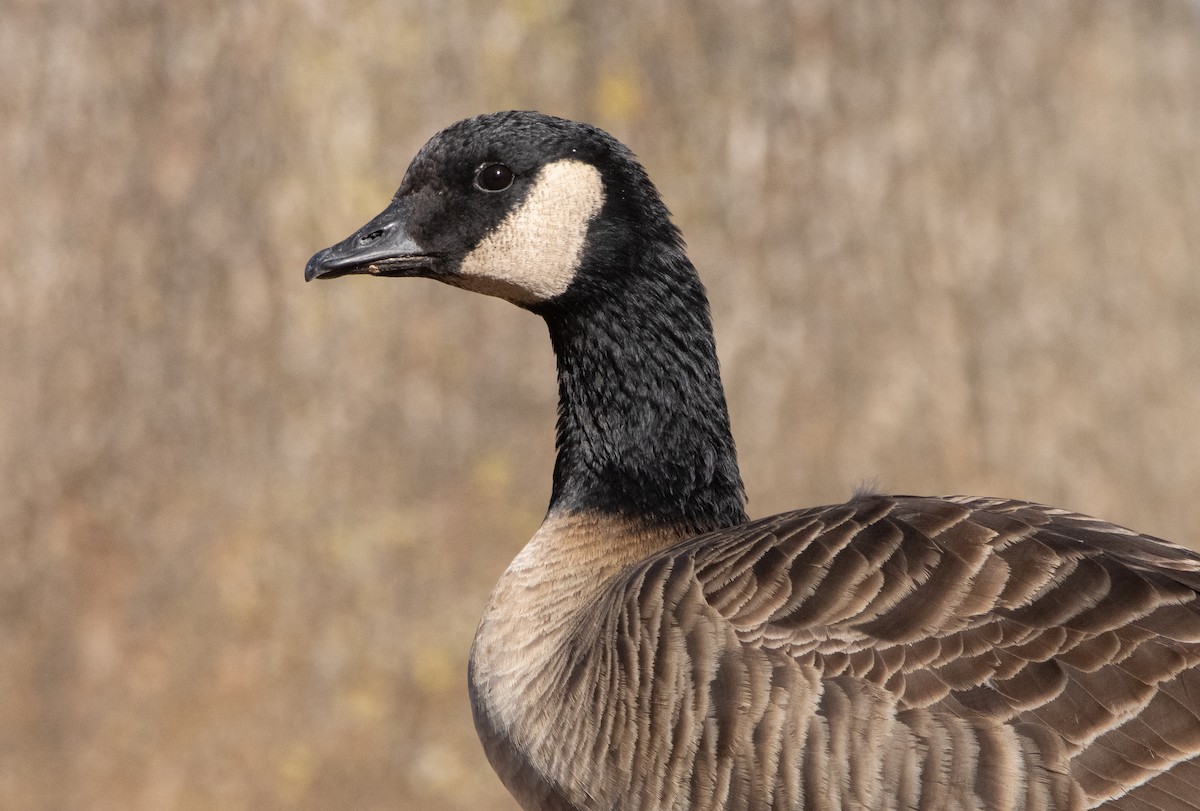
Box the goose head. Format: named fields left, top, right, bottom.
left=306, top=111, right=745, bottom=531
left=305, top=111, right=683, bottom=312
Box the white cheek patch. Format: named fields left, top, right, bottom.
left=458, top=160, right=604, bottom=304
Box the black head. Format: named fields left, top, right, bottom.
left=307, top=112, right=747, bottom=531
left=305, top=111, right=683, bottom=310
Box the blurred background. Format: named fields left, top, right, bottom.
left=4, top=1, right=1200, bottom=808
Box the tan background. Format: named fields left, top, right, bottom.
left=4, top=1, right=1200, bottom=808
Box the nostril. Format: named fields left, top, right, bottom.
left=362, top=229, right=385, bottom=244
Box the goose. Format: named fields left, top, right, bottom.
left=305, top=111, right=1200, bottom=811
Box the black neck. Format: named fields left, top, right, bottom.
left=537, top=246, right=748, bottom=535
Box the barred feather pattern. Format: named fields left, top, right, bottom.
left=468, top=494, right=1200, bottom=811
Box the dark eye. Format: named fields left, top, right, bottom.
left=474, top=163, right=514, bottom=192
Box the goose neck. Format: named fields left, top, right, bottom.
left=539, top=261, right=748, bottom=536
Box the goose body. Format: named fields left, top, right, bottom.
left=306, top=111, right=1200, bottom=810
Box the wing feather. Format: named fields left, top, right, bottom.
left=611, top=494, right=1200, bottom=808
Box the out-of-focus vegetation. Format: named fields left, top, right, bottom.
left=3, top=1, right=1200, bottom=808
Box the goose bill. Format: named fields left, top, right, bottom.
left=304, top=198, right=438, bottom=281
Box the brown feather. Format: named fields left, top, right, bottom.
left=470, top=495, right=1200, bottom=809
